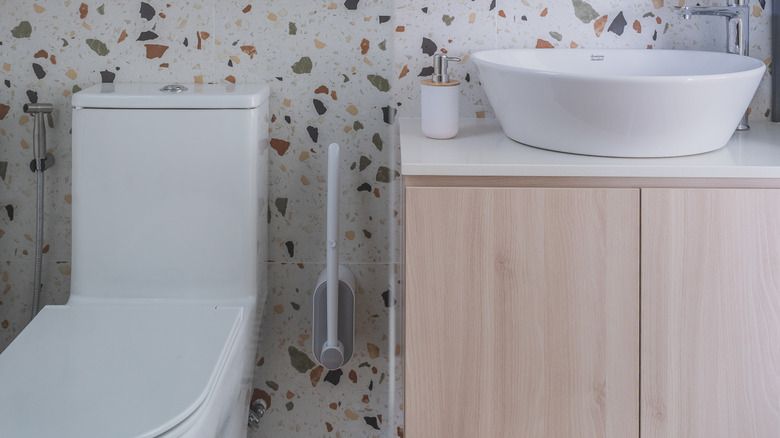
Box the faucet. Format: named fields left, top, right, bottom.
left=675, top=0, right=752, bottom=130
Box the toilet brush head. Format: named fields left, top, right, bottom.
left=320, top=343, right=345, bottom=371
left=312, top=266, right=356, bottom=370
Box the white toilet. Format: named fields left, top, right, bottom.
left=0, top=83, right=269, bottom=437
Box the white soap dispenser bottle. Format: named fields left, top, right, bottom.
left=421, top=54, right=461, bottom=139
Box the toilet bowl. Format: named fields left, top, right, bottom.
left=0, top=83, right=269, bottom=437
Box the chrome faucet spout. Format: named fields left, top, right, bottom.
left=675, top=1, right=752, bottom=130
left=674, top=5, right=748, bottom=20
left=673, top=3, right=749, bottom=56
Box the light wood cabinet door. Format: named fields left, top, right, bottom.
left=405, top=187, right=640, bottom=438
left=641, top=189, right=780, bottom=437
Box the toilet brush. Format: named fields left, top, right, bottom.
left=312, top=143, right=356, bottom=371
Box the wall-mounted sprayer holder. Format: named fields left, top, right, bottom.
left=312, top=143, right=356, bottom=371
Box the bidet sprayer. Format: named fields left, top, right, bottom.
left=23, top=102, right=55, bottom=172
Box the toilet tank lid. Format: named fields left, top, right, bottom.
left=72, top=83, right=270, bottom=109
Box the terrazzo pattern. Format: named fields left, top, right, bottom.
left=1, top=0, right=776, bottom=437
left=393, top=0, right=774, bottom=122
left=0, top=1, right=400, bottom=437
left=255, top=263, right=402, bottom=437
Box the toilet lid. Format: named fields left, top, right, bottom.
left=0, top=304, right=243, bottom=438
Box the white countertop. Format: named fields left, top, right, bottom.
left=400, top=118, right=780, bottom=178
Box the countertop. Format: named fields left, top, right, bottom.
left=400, top=118, right=780, bottom=178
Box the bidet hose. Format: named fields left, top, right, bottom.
left=32, top=167, right=44, bottom=318
left=26, top=103, right=53, bottom=320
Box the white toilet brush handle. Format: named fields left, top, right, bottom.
left=326, top=143, right=340, bottom=348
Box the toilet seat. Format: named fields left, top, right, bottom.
left=0, top=304, right=243, bottom=438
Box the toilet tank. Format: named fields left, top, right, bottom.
left=70, top=83, right=269, bottom=302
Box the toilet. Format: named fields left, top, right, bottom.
left=0, top=83, right=269, bottom=437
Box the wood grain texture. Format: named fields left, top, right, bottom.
left=641, top=189, right=780, bottom=438
left=405, top=187, right=640, bottom=438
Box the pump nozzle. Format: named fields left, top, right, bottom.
left=431, top=54, right=462, bottom=83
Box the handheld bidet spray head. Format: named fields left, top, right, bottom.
left=23, top=102, right=54, bottom=127
left=23, top=102, right=54, bottom=114
left=23, top=102, right=55, bottom=171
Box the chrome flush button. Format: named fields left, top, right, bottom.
left=160, top=84, right=188, bottom=93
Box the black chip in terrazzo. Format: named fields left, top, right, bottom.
left=324, top=369, right=343, bottom=385
left=100, top=70, right=115, bottom=83
left=418, top=66, right=434, bottom=77
left=139, top=2, right=155, bottom=21
left=32, top=63, right=45, bottom=79
left=313, top=99, right=327, bottom=115
left=381, top=106, right=396, bottom=124
left=381, top=290, right=392, bottom=308
left=364, top=416, right=380, bottom=430
left=608, top=11, right=627, bottom=36
left=421, top=37, right=436, bottom=56
left=307, top=126, right=318, bottom=142
left=137, top=31, right=158, bottom=41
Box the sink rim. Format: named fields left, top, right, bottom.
left=471, top=48, right=766, bottom=83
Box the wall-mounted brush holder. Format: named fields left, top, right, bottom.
left=312, top=266, right=356, bottom=370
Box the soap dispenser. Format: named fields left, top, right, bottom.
left=421, top=54, right=462, bottom=139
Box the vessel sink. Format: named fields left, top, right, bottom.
left=472, top=49, right=765, bottom=157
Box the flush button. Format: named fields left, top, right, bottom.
left=160, top=84, right=188, bottom=93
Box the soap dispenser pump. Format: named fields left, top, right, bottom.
left=421, top=54, right=462, bottom=139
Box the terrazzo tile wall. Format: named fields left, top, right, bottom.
left=393, top=0, right=774, bottom=122
left=1, top=0, right=776, bottom=437
left=0, top=1, right=401, bottom=437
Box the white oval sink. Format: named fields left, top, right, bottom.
left=472, top=49, right=765, bottom=157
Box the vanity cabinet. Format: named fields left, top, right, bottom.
left=405, top=186, right=640, bottom=437
left=641, top=189, right=780, bottom=437
left=404, top=181, right=780, bottom=438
